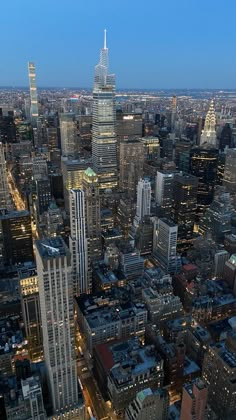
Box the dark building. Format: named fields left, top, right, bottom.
left=172, top=172, right=198, bottom=248
left=35, top=177, right=52, bottom=215
left=219, top=123, right=232, bottom=151
left=0, top=209, right=33, bottom=266
left=119, top=138, right=144, bottom=197
left=49, top=173, right=63, bottom=200
left=160, top=135, right=174, bottom=160
left=189, top=147, right=218, bottom=216
left=216, top=152, right=225, bottom=185
left=134, top=216, right=153, bottom=255
left=116, top=111, right=143, bottom=139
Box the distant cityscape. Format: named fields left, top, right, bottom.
left=1, top=29, right=236, bottom=420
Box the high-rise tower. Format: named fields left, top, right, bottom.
left=28, top=62, right=39, bottom=126
left=171, top=95, right=177, bottom=132
left=69, top=167, right=101, bottom=295
left=92, top=30, right=117, bottom=190
left=60, top=113, right=77, bottom=158
left=35, top=237, right=84, bottom=418
left=200, top=100, right=217, bottom=147
left=223, top=148, right=236, bottom=193
left=134, top=178, right=151, bottom=225
left=0, top=143, right=11, bottom=210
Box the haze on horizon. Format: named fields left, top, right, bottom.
left=0, top=0, right=235, bottom=89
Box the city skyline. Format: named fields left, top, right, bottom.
left=0, top=0, right=236, bottom=89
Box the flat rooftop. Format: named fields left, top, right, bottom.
left=35, top=237, right=69, bottom=259
left=76, top=294, right=146, bottom=329
left=160, top=217, right=177, bottom=228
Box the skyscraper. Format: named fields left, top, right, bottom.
left=200, top=100, right=217, bottom=147
left=119, top=139, right=144, bottom=198
left=18, top=266, right=43, bottom=362
left=153, top=218, right=180, bottom=274
left=223, top=148, right=236, bottom=193
left=92, top=30, right=117, bottom=189
left=135, top=178, right=151, bottom=225
left=28, top=62, right=39, bottom=126
left=155, top=170, right=175, bottom=218
left=35, top=237, right=84, bottom=418
left=0, top=209, right=34, bottom=266
left=189, top=147, right=218, bottom=214
left=69, top=167, right=101, bottom=295
left=0, top=142, right=11, bottom=210
left=171, top=95, right=177, bottom=132
left=60, top=113, right=78, bottom=158
left=172, top=172, right=198, bottom=245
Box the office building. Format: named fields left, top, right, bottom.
left=116, top=110, right=143, bottom=140
left=142, top=136, right=160, bottom=161
left=219, top=123, right=232, bottom=151
left=199, top=189, right=234, bottom=241
left=214, top=250, right=229, bottom=278
left=125, top=388, right=169, bottom=420
left=18, top=266, right=43, bottom=361
left=35, top=178, right=52, bottom=216
left=116, top=197, right=136, bottom=238
left=119, top=139, right=144, bottom=197
left=0, top=209, right=33, bottom=266
left=69, top=167, right=101, bottom=295
left=119, top=246, right=144, bottom=279
left=142, top=287, right=183, bottom=327
left=180, top=379, right=208, bottom=420
left=155, top=170, right=174, bottom=218
left=32, top=156, right=48, bottom=180
left=35, top=237, right=83, bottom=418
left=60, top=113, right=77, bottom=158
left=28, top=62, right=39, bottom=126
left=92, top=30, right=117, bottom=189
left=202, top=332, right=236, bottom=419
left=76, top=294, right=147, bottom=353
left=134, top=178, right=151, bottom=225
left=172, top=172, right=198, bottom=245
left=61, top=157, right=89, bottom=213
left=46, top=126, right=58, bottom=152
left=200, top=100, right=217, bottom=147
left=0, top=142, right=12, bottom=210
left=107, top=339, right=164, bottom=411
left=154, top=217, right=180, bottom=274
left=5, top=376, right=46, bottom=420
left=189, top=147, right=218, bottom=213
left=223, top=148, right=236, bottom=193
left=134, top=216, right=154, bottom=255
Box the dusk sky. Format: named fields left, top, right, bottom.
left=1, top=0, right=236, bottom=88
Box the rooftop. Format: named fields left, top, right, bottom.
left=213, top=341, right=236, bottom=369
left=76, top=293, right=146, bottom=329
left=108, top=338, right=161, bottom=386
left=35, top=237, right=69, bottom=259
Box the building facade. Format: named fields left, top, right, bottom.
left=69, top=167, right=101, bottom=295
left=35, top=237, right=81, bottom=418
left=92, top=30, right=117, bottom=189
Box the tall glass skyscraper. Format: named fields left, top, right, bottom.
left=92, top=30, right=117, bottom=189
left=28, top=62, right=39, bottom=126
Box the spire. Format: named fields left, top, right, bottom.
left=104, top=29, right=107, bottom=49
left=200, top=100, right=217, bottom=147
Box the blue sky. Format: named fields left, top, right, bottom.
left=0, top=0, right=236, bottom=88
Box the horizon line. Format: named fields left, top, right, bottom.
left=0, top=85, right=236, bottom=91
